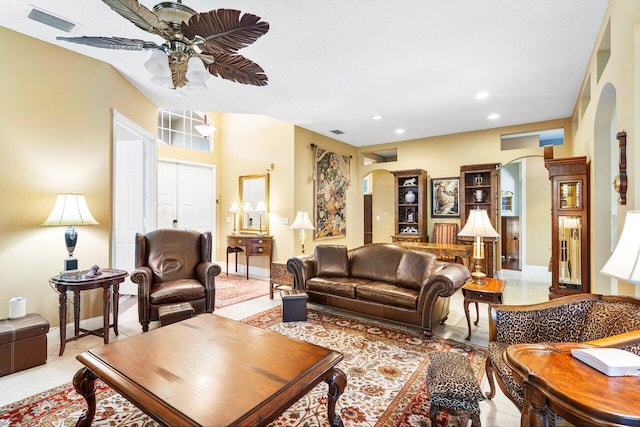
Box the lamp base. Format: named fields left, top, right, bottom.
left=471, top=270, right=487, bottom=285
left=64, top=257, right=78, bottom=272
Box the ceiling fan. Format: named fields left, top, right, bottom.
left=57, top=0, right=269, bottom=89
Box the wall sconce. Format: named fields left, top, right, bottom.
left=42, top=193, right=99, bottom=272
left=229, top=201, right=240, bottom=235
left=458, top=208, right=499, bottom=284
left=290, top=211, right=315, bottom=254
left=255, top=200, right=267, bottom=235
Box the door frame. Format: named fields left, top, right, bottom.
left=111, top=110, right=157, bottom=294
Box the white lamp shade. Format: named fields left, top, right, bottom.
left=229, top=201, right=241, bottom=213
left=242, top=202, right=253, bottom=212
left=144, top=50, right=171, bottom=77
left=186, top=56, right=210, bottom=82
left=290, top=211, right=315, bottom=230
left=458, top=208, right=499, bottom=238
left=195, top=115, right=216, bottom=138
left=255, top=200, right=267, bottom=213
left=601, top=210, right=640, bottom=284
left=42, top=194, right=98, bottom=226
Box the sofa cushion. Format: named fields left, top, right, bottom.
left=349, top=243, right=404, bottom=282
left=396, top=250, right=436, bottom=290
left=495, top=309, right=538, bottom=344
left=315, top=245, right=349, bottom=277
left=581, top=301, right=640, bottom=341
left=536, top=299, right=593, bottom=342
left=488, top=342, right=523, bottom=407
left=356, top=281, right=418, bottom=309
left=307, top=277, right=364, bottom=298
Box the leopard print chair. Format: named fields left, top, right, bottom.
left=485, top=293, right=640, bottom=409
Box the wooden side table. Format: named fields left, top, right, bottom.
left=462, top=277, right=505, bottom=341
left=50, top=268, right=128, bottom=356
left=226, top=235, right=273, bottom=279
left=270, top=261, right=294, bottom=299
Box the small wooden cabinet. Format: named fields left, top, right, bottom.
left=545, top=157, right=590, bottom=299
left=391, top=169, right=428, bottom=243
left=459, top=163, right=501, bottom=278
left=226, top=235, right=273, bottom=279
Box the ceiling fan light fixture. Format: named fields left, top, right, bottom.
left=186, top=56, right=210, bottom=82
left=195, top=114, right=216, bottom=138
left=144, top=50, right=171, bottom=77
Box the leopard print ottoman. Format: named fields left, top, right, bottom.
left=427, top=352, right=485, bottom=427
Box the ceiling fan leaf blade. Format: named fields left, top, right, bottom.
left=57, top=36, right=160, bottom=51
left=206, top=52, right=268, bottom=86
left=182, top=9, right=269, bottom=53
left=102, top=0, right=173, bottom=38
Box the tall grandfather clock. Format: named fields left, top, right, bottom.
left=545, top=156, right=590, bottom=299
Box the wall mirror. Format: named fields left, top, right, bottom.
left=239, top=173, right=269, bottom=234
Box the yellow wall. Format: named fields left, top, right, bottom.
left=571, top=0, right=640, bottom=297
left=0, top=27, right=158, bottom=325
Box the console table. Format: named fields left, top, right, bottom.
left=226, top=235, right=273, bottom=279
left=50, top=269, right=128, bottom=356
left=505, top=342, right=640, bottom=426
left=397, top=241, right=473, bottom=267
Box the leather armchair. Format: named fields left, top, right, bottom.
left=131, top=229, right=221, bottom=332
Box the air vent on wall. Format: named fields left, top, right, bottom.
left=28, top=7, right=77, bottom=33
left=330, top=129, right=345, bottom=135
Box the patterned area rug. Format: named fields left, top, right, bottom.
left=215, top=273, right=269, bottom=308
left=0, top=307, right=487, bottom=427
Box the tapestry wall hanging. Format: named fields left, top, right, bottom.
left=312, top=144, right=350, bottom=239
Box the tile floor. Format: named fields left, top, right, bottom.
left=0, top=270, right=550, bottom=426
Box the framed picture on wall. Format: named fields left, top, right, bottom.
left=431, top=177, right=460, bottom=217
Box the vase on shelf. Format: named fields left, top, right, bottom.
left=404, top=191, right=416, bottom=203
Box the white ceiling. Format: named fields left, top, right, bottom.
left=1, top=0, right=608, bottom=147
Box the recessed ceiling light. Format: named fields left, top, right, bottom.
left=476, top=91, right=490, bottom=100
left=488, top=113, right=500, bottom=120
left=371, top=115, right=382, bottom=120
left=395, top=128, right=405, bottom=134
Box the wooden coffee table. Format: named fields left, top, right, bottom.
left=506, top=342, right=640, bottom=426
left=73, top=314, right=347, bottom=426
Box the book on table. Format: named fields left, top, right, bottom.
left=571, top=348, right=640, bottom=377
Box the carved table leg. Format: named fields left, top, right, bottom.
left=522, top=383, right=550, bottom=427
left=73, top=367, right=98, bottom=427
left=325, top=367, right=347, bottom=427
left=58, top=288, right=67, bottom=356
left=463, top=297, right=472, bottom=340
left=484, top=356, right=496, bottom=399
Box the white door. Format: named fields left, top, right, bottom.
left=158, top=161, right=216, bottom=258
left=112, top=111, right=156, bottom=295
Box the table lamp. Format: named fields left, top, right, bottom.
left=229, top=201, right=240, bottom=234
left=290, top=211, right=315, bottom=254
left=601, top=210, right=640, bottom=284
left=458, top=208, right=499, bottom=284
left=255, top=200, right=267, bottom=234
left=42, top=193, right=99, bottom=272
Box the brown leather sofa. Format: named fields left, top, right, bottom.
left=131, top=229, right=221, bottom=332
left=287, top=243, right=470, bottom=336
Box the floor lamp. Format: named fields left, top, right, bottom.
left=290, top=211, right=315, bottom=254
left=458, top=208, right=499, bottom=284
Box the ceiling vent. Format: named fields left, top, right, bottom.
left=330, top=129, right=345, bottom=135
left=28, top=7, right=76, bottom=33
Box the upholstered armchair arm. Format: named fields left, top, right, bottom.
left=417, top=262, right=470, bottom=333
left=197, top=262, right=222, bottom=313
left=131, top=266, right=152, bottom=328
left=287, top=254, right=316, bottom=290
left=586, top=329, right=640, bottom=352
